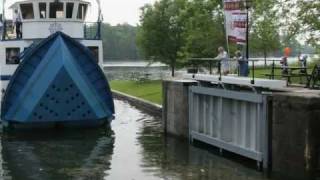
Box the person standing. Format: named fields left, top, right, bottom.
left=234, top=50, right=249, bottom=77
left=13, top=9, right=22, bottom=39
left=281, top=47, right=291, bottom=75
left=0, top=18, right=3, bottom=40
left=298, top=53, right=308, bottom=73
left=215, top=47, right=229, bottom=75
left=280, top=55, right=288, bottom=75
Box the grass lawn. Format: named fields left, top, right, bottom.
left=110, top=80, right=162, bottom=105
left=252, top=67, right=282, bottom=78
left=252, top=66, right=312, bottom=84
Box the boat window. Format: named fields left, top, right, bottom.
left=6, top=48, right=20, bottom=65
left=77, top=4, right=88, bottom=20
left=50, top=2, right=64, bottom=18
left=20, top=3, right=34, bottom=19
left=66, top=3, right=74, bottom=19
left=88, top=46, right=99, bottom=63
left=39, top=3, right=47, bottom=19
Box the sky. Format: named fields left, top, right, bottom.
left=2, top=0, right=157, bottom=25
left=88, top=0, right=157, bottom=25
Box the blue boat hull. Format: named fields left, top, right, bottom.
left=1, top=32, right=115, bottom=127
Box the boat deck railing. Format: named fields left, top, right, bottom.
left=1, top=20, right=16, bottom=41
left=84, top=22, right=102, bottom=40
left=1, top=21, right=102, bottom=41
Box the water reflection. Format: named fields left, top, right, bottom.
left=1, top=128, right=114, bottom=180
left=107, top=100, right=269, bottom=180
left=1, top=100, right=270, bottom=180
left=135, top=112, right=268, bottom=180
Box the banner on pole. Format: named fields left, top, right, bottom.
left=223, top=0, right=247, bottom=44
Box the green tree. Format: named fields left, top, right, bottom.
left=181, top=0, right=225, bottom=59
left=278, top=0, right=320, bottom=52
left=250, top=0, right=281, bottom=65
left=101, top=23, right=142, bottom=61
left=137, top=0, right=187, bottom=76
left=296, top=0, right=320, bottom=50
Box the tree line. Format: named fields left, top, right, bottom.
left=137, top=0, right=319, bottom=76
left=101, top=23, right=142, bottom=61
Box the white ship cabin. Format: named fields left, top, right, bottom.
left=0, top=0, right=103, bottom=93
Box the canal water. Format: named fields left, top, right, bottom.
left=1, top=100, right=270, bottom=180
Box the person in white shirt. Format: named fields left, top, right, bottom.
left=13, top=9, right=22, bottom=39
left=215, top=47, right=229, bottom=75
left=298, top=53, right=308, bottom=73
left=0, top=20, right=3, bottom=40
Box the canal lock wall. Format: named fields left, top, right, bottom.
left=162, top=80, right=198, bottom=138
left=271, top=92, right=320, bottom=180
left=162, top=79, right=320, bottom=180
left=111, top=90, right=162, bottom=117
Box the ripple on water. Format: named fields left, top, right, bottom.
left=1, top=99, right=270, bottom=180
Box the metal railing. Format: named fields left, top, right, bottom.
left=84, top=22, right=102, bottom=40
left=1, top=20, right=17, bottom=40
left=188, top=58, right=311, bottom=86
left=1, top=21, right=102, bottom=41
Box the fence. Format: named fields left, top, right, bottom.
left=189, top=58, right=314, bottom=87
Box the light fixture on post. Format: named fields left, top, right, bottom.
left=241, top=0, right=253, bottom=83
left=242, top=0, right=252, bottom=60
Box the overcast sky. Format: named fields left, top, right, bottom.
left=2, top=0, right=157, bottom=25
left=89, top=0, right=156, bottom=25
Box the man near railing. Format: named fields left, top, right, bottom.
left=298, top=53, right=308, bottom=73
left=0, top=16, right=3, bottom=40
left=13, top=9, right=22, bottom=39
left=214, top=47, right=229, bottom=75
left=234, top=50, right=249, bottom=77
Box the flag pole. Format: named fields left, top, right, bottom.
left=2, top=0, right=6, bottom=40
left=222, top=0, right=230, bottom=55
left=2, top=0, right=4, bottom=17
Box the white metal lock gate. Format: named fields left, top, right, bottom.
left=189, top=86, right=268, bottom=168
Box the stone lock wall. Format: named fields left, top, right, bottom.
left=162, top=80, right=197, bottom=138
left=272, top=92, right=320, bottom=180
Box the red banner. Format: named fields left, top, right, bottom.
left=224, top=0, right=247, bottom=44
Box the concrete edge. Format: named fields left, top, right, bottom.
left=112, top=90, right=162, bottom=117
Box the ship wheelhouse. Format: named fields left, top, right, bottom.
left=1, top=0, right=104, bottom=92
left=10, top=0, right=91, bottom=39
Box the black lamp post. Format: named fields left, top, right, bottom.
left=2, top=0, right=6, bottom=40
left=243, top=0, right=252, bottom=60
left=242, top=0, right=252, bottom=83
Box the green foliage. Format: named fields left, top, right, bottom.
left=137, top=0, right=187, bottom=76
left=181, top=0, right=226, bottom=59
left=110, top=80, right=162, bottom=104
left=279, top=0, right=320, bottom=51
left=137, top=0, right=286, bottom=68
left=136, top=0, right=318, bottom=71
left=250, top=0, right=281, bottom=59
left=297, top=0, right=320, bottom=50
left=102, top=23, right=141, bottom=61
